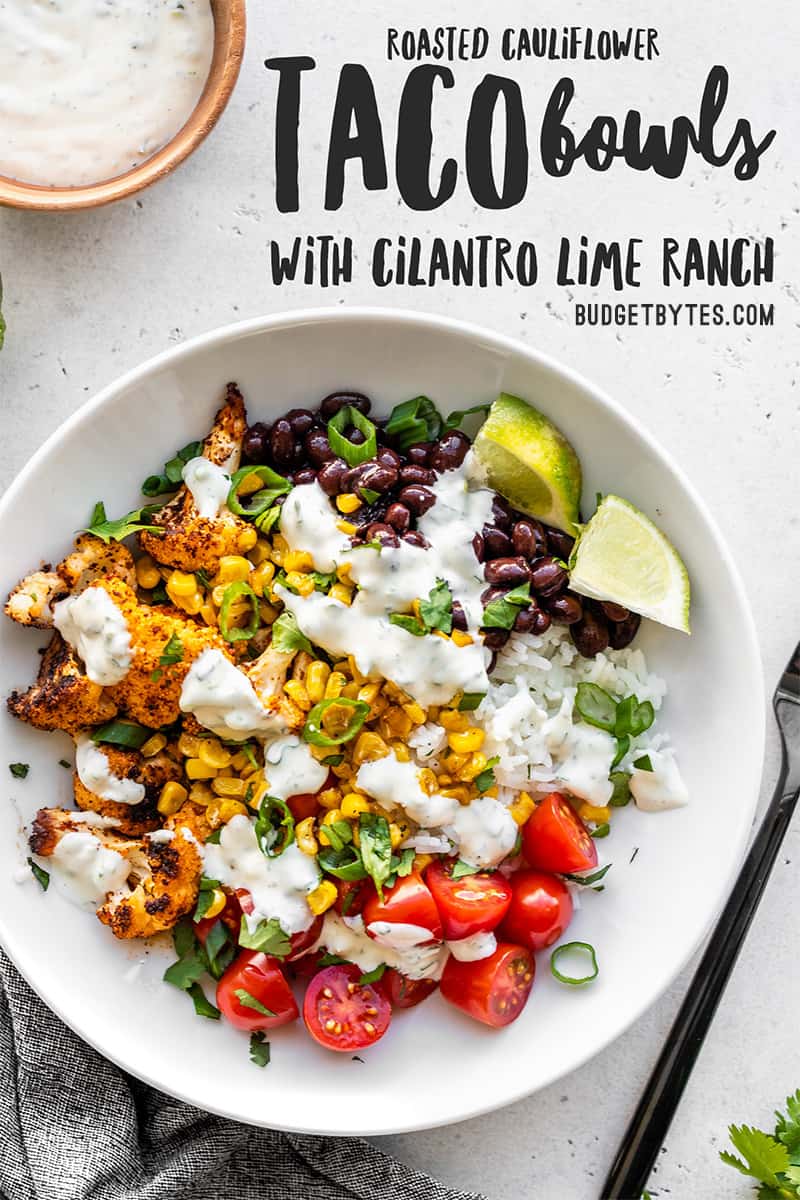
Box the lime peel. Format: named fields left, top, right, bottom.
left=569, top=495, right=691, bottom=634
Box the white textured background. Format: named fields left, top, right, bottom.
left=1, top=1, right=799, bottom=1196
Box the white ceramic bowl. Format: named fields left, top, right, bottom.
left=0, top=309, right=764, bottom=1135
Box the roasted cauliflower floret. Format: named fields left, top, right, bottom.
left=245, top=642, right=304, bottom=732
left=5, top=534, right=135, bottom=629
left=8, top=633, right=118, bottom=733
left=29, top=808, right=202, bottom=939
left=139, top=383, right=251, bottom=573
left=73, top=740, right=182, bottom=836
left=165, top=801, right=215, bottom=845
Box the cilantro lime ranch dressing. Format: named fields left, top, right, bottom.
left=319, top=913, right=448, bottom=981
left=180, top=650, right=283, bottom=742
left=262, top=735, right=328, bottom=800
left=75, top=735, right=146, bottom=806
left=182, top=458, right=231, bottom=520
left=48, top=831, right=130, bottom=907
left=0, top=0, right=214, bottom=188
left=53, top=587, right=133, bottom=686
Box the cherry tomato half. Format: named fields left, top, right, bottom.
left=303, top=963, right=391, bottom=1051
left=499, top=870, right=573, bottom=952
left=440, top=942, right=535, bottom=1028
left=287, top=791, right=321, bottom=822
left=425, top=859, right=512, bottom=941
left=231, top=890, right=322, bottom=962
left=334, top=878, right=372, bottom=918
left=363, top=872, right=443, bottom=946
left=522, top=792, right=598, bottom=874
left=216, top=950, right=299, bottom=1031
left=195, top=890, right=242, bottom=945
left=382, top=969, right=438, bottom=1009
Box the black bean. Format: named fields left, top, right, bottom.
left=481, top=585, right=508, bottom=606
left=543, top=594, right=584, bottom=625
left=403, top=530, right=429, bottom=548
left=492, top=496, right=513, bottom=530
left=384, top=502, right=411, bottom=533
left=608, top=612, right=641, bottom=650
left=529, top=556, right=568, bottom=597
left=512, top=518, right=547, bottom=559
left=483, top=629, right=510, bottom=651
left=546, top=528, right=576, bottom=560
left=347, top=428, right=367, bottom=446
left=406, top=442, right=432, bottom=465
left=320, top=391, right=372, bottom=420
left=269, top=419, right=295, bottom=468
left=472, top=532, right=485, bottom=562
left=292, top=466, right=317, bottom=486
left=366, top=522, right=400, bottom=548
left=398, top=464, right=436, bottom=487
left=377, top=447, right=402, bottom=470
left=484, top=557, right=530, bottom=586
left=317, top=457, right=350, bottom=495
left=429, top=430, right=470, bottom=473
left=285, top=408, right=315, bottom=437
left=451, top=601, right=468, bottom=631
left=357, top=462, right=399, bottom=494
left=570, top=611, right=610, bottom=658
left=398, top=485, right=436, bottom=515
left=512, top=606, right=539, bottom=634
left=304, top=429, right=335, bottom=467
left=600, top=600, right=630, bottom=623
left=482, top=527, right=512, bottom=559
left=352, top=498, right=387, bottom=528
left=531, top=607, right=552, bottom=635
left=242, top=422, right=271, bottom=463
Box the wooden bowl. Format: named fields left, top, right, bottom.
left=0, top=0, right=245, bottom=212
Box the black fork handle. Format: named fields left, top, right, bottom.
left=602, top=722, right=798, bottom=1199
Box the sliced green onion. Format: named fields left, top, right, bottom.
left=591, top=822, right=610, bottom=839
left=574, top=682, right=617, bottom=732
left=91, top=720, right=153, bottom=749
left=302, top=697, right=370, bottom=747
left=608, top=771, right=631, bottom=807
left=254, top=795, right=295, bottom=858
left=255, top=505, right=282, bottom=534
left=550, top=941, right=599, bottom=986
left=458, top=692, right=486, bottom=711
left=219, top=581, right=260, bottom=643
left=384, top=396, right=443, bottom=450
left=227, top=465, right=291, bottom=518
left=327, top=406, right=377, bottom=466
left=611, top=735, right=630, bottom=769
left=317, top=844, right=368, bottom=881
left=560, top=864, right=612, bottom=887
left=633, top=754, right=654, bottom=772
left=443, top=403, right=491, bottom=431
left=360, top=487, right=380, bottom=505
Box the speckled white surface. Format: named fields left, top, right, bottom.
left=0, top=1, right=798, bottom=1196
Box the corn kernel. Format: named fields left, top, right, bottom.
left=188, top=782, right=215, bottom=806
left=414, top=853, right=434, bottom=872
left=247, top=780, right=269, bottom=809
left=139, top=732, right=167, bottom=758
left=211, top=776, right=248, bottom=797
left=388, top=822, right=404, bottom=850
left=402, top=701, right=426, bottom=726
left=447, top=728, right=485, bottom=754
left=199, top=601, right=217, bottom=625
left=356, top=681, right=380, bottom=706
left=307, top=880, right=338, bottom=916
left=296, top=817, right=319, bottom=856
left=166, top=570, right=198, bottom=598
left=322, top=670, right=345, bottom=702
left=390, top=741, right=411, bottom=763
left=336, top=492, right=362, bottom=514
left=579, top=802, right=611, bottom=824
left=284, top=549, right=314, bottom=573
left=459, top=752, right=488, bottom=782
left=237, top=526, right=259, bottom=552
left=258, top=602, right=279, bottom=625
left=216, top=555, right=253, bottom=585
left=336, top=520, right=358, bottom=535
left=340, top=681, right=359, bottom=700
left=250, top=561, right=275, bottom=597
left=330, top=761, right=352, bottom=780
left=336, top=562, right=352, bottom=581
left=418, top=768, right=438, bottom=795
left=441, top=785, right=471, bottom=804
left=171, top=589, right=204, bottom=615
left=198, top=740, right=233, bottom=770
left=318, top=808, right=344, bottom=845
left=352, top=731, right=389, bottom=765
left=157, top=781, right=188, bottom=816
left=186, top=758, right=218, bottom=781
left=508, top=791, right=536, bottom=826
left=341, top=793, right=372, bottom=818
left=248, top=538, right=271, bottom=566
left=444, top=751, right=469, bottom=774
left=285, top=570, right=316, bottom=597
left=439, top=710, right=469, bottom=732
left=284, top=679, right=312, bottom=710
left=318, top=787, right=342, bottom=810
left=383, top=706, right=413, bottom=738
left=451, top=629, right=474, bottom=647
left=204, top=889, right=227, bottom=920
left=216, top=799, right=249, bottom=823
left=135, top=555, right=161, bottom=590
left=433, top=630, right=449, bottom=641
left=328, top=582, right=354, bottom=606
left=178, top=733, right=204, bottom=758
left=305, top=661, right=330, bottom=704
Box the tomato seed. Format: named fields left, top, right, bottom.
left=347, top=983, right=356, bottom=994
left=325, top=1019, right=336, bottom=1032
left=364, top=1022, right=375, bottom=1034
left=322, top=987, right=334, bottom=998
left=365, top=1006, right=377, bottom=1015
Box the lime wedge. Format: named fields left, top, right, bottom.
left=472, top=394, right=582, bottom=534
left=569, top=495, right=691, bottom=633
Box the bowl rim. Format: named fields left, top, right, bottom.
left=0, top=0, right=246, bottom=212
left=0, top=307, right=766, bottom=1133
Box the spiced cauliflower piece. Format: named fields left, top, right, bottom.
left=245, top=642, right=305, bottom=733
left=73, top=740, right=183, bottom=837
left=8, top=633, right=118, bottom=733
left=139, top=383, right=252, bottom=573
left=5, top=534, right=135, bottom=629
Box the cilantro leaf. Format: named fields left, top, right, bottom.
left=608, top=771, right=631, bottom=807
left=27, top=857, right=49, bottom=891
left=776, top=1089, right=800, bottom=1155
left=238, top=916, right=292, bottom=958
left=235, top=988, right=276, bottom=1016
left=158, top=632, right=184, bottom=668
left=187, top=982, right=221, bottom=1020
left=358, top=813, right=393, bottom=899
left=720, top=1126, right=789, bottom=1189
left=270, top=611, right=313, bottom=656
left=9, top=762, right=29, bottom=779
left=388, top=613, right=426, bottom=637
left=317, top=952, right=348, bottom=966
left=475, top=755, right=500, bottom=793
left=458, top=692, right=486, bottom=711
left=451, top=859, right=481, bottom=880
left=419, top=579, right=453, bottom=634
left=86, top=501, right=163, bottom=544
left=560, top=864, right=612, bottom=887
left=359, top=964, right=386, bottom=985
left=482, top=583, right=531, bottom=630
left=633, top=754, right=654, bottom=772
left=443, top=403, right=491, bottom=431
left=163, top=946, right=206, bottom=991
left=250, top=1030, right=271, bottom=1067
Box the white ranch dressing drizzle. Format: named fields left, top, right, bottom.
left=366, top=921, right=436, bottom=950
left=46, top=831, right=130, bottom=907
left=447, top=931, right=497, bottom=962
left=262, top=735, right=328, bottom=801
left=630, top=749, right=689, bottom=812
left=180, top=649, right=283, bottom=742
left=75, top=735, right=145, bottom=806
left=318, top=913, right=448, bottom=981
left=53, top=586, right=133, bottom=685
left=541, top=697, right=616, bottom=806
left=182, top=458, right=232, bottom=520
left=203, top=814, right=319, bottom=936
left=0, top=0, right=214, bottom=188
